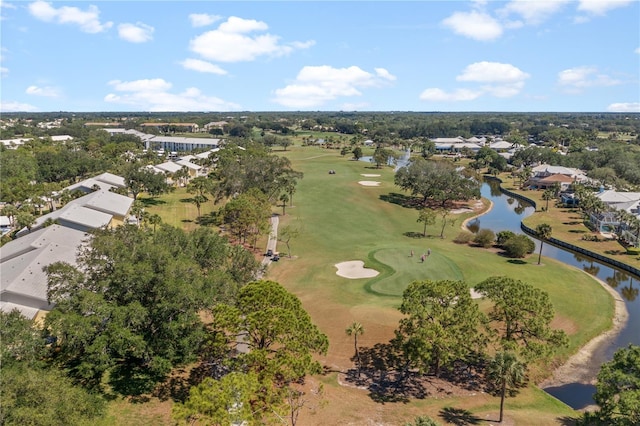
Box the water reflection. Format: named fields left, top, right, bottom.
left=472, top=181, right=640, bottom=408
left=621, top=279, right=638, bottom=302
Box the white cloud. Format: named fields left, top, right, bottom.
left=188, top=13, right=222, bottom=27
left=108, top=78, right=172, bottom=92
left=577, top=0, right=634, bottom=15
left=419, top=88, right=483, bottom=102
left=25, top=85, right=60, bottom=97
left=0, top=66, right=8, bottom=76
left=28, top=1, right=112, bottom=33
left=498, top=0, right=571, bottom=25
left=272, top=65, right=396, bottom=108
left=118, top=22, right=154, bottom=43
left=442, top=11, right=503, bottom=41
left=189, top=16, right=314, bottom=62
left=557, top=66, right=621, bottom=92
left=420, top=61, right=529, bottom=103
left=606, top=102, right=640, bottom=112
left=180, top=58, right=227, bottom=75
left=635, top=47, right=640, bottom=54
left=0, top=100, right=38, bottom=112
left=104, top=78, right=240, bottom=111
left=375, top=68, right=397, bottom=81
left=457, top=61, right=530, bottom=83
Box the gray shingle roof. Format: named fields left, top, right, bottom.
left=1, top=225, right=90, bottom=319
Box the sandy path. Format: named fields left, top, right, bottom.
left=539, top=274, right=628, bottom=388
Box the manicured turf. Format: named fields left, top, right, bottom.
left=115, top=145, right=616, bottom=425
left=265, top=145, right=614, bottom=423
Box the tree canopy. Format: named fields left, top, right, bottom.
left=44, top=224, right=261, bottom=392
left=474, top=276, right=568, bottom=361
left=394, top=280, right=486, bottom=376
left=590, top=345, right=640, bottom=425
left=394, top=158, right=480, bottom=207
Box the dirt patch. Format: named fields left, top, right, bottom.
left=335, top=261, right=380, bottom=279
left=361, top=174, right=381, bottom=177
left=551, top=315, right=579, bottom=336
left=358, top=181, right=381, bottom=187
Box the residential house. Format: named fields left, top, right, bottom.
left=64, top=172, right=127, bottom=194
left=16, top=189, right=134, bottom=236
left=1, top=225, right=90, bottom=319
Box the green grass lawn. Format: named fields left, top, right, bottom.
left=138, top=187, right=219, bottom=232
left=115, top=145, right=616, bottom=425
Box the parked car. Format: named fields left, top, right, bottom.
left=266, top=249, right=273, bottom=257
left=271, top=254, right=280, bottom=262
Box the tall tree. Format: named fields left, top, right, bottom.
left=417, top=208, right=436, bottom=237
left=487, top=351, right=527, bottom=423
left=542, top=189, right=555, bottom=211
left=474, top=276, right=568, bottom=361
left=172, top=372, right=260, bottom=426
left=395, top=158, right=480, bottom=207
left=277, top=225, right=300, bottom=258
left=394, top=280, right=486, bottom=376
left=211, top=280, right=328, bottom=422
left=589, top=344, right=640, bottom=426
left=346, top=322, right=365, bottom=375
left=44, top=225, right=259, bottom=392
left=535, top=223, right=552, bottom=265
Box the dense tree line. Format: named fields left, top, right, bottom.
left=44, top=224, right=261, bottom=391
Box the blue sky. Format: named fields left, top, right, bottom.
left=1, top=0, right=638, bottom=113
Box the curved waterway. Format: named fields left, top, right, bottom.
left=468, top=180, right=640, bottom=410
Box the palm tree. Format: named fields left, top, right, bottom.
left=148, top=214, right=162, bottom=232
left=487, top=351, right=527, bottom=423
left=345, top=322, right=365, bottom=375
left=535, top=223, right=552, bottom=265
left=542, top=189, right=555, bottom=211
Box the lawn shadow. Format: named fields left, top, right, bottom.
left=180, top=197, right=194, bottom=203
left=563, top=221, right=583, bottom=226
left=139, top=197, right=167, bottom=207
left=342, top=343, right=484, bottom=405
left=556, top=416, right=579, bottom=425
left=568, top=229, right=587, bottom=233
left=196, top=212, right=218, bottom=226
left=439, top=407, right=482, bottom=425
left=379, top=192, right=415, bottom=208
left=403, top=231, right=435, bottom=239
left=604, top=249, right=626, bottom=256
left=507, top=259, right=527, bottom=265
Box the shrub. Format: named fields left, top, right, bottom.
left=474, top=229, right=496, bottom=248
left=503, top=234, right=536, bottom=258
left=453, top=231, right=474, bottom=244
left=496, top=230, right=517, bottom=246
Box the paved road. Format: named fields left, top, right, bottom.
left=256, top=214, right=279, bottom=278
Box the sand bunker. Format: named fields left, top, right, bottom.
left=358, top=181, right=381, bottom=186
left=361, top=174, right=381, bottom=177
left=469, top=288, right=483, bottom=299
left=335, top=261, right=380, bottom=279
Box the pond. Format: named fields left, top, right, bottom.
left=469, top=180, right=640, bottom=409
left=359, top=148, right=411, bottom=171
